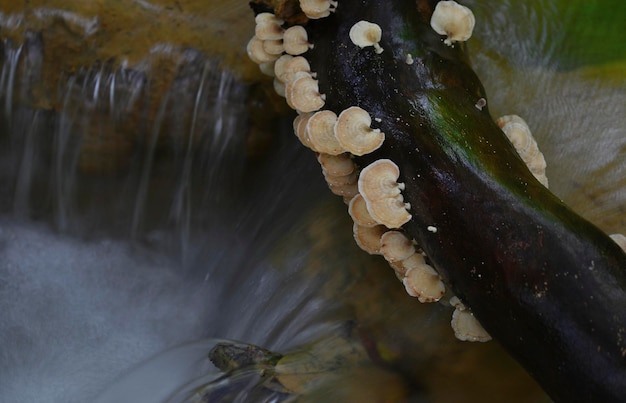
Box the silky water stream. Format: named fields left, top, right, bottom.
left=0, top=2, right=625, bottom=402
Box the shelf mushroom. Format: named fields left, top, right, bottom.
left=450, top=296, right=492, bottom=342
left=283, top=26, right=314, bottom=55
left=349, top=21, right=384, bottom=54
left=403, top=263, right=446, bottom=303
left=286, top=75, right=325, bottom=112
left=334, top=107, right=385, bottom=156
left=299, top=0, right=338, bottom=19
left=358, top=159, right=404, bottom=202
left=380, top=231, right=416, bottom=263
left=430, top=1, right=475, bottom=46
left=306, top=110, right=344, bottom=155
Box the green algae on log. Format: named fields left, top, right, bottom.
left=249, top=0, right=626, bottom=401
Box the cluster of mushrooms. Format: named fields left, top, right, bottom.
left=247, top=0, right=626, bottom=342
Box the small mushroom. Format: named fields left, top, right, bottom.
left=283, top=26, right=314, bottom=55
left=367, top=197, right=412, bottom=229
left=317, top=153, right=355, bottom=176
left=450, top=296, right=492, bottom=342
left=348, top=194, right=378, bottom=227
left=263, top=39, right=285, bottom=55
left=286, top=76, right=325, bottom=113
left=380, top=231, right=415, bottom=263
left=328, top=182, right=358, bottom=198
left=496, top=115, right=549, bottom=188
left=358, top=159, right=404, bottom=202
left=403, top=263, right=446, bottom=303
left=306, top=110, right=344, bottom=155
left=610, top=233, right=626, bottom=252
left=247, top=36, right=280, bottom=64
left=323, top=170, right=358, bottom=186
left=255, top=13, right=284, bottom=41
left=353, top=223, right=387, bottom=255
left=259, top=61, right=276, bottom=77
left=430, top=1, right=475, bottom=46
left=293, top=112, right=315, bottom=148
left=280, top=56, right=314, bottom=84
left=273, top=78, right=286, bottom=97
left=299, top=0, right=338, bottom=19
left=334, top=107, right=385, bottom=156
left=349, top=21, right=383, bottom=54
left=274, top=55, right=294, bottom=81
left=389, top=252, right=425, bottom=279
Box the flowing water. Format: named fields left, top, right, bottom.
left=0, top=2, right=624, bottom=402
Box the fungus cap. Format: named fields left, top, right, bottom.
left=367, top=197, right=412, bottom=229
left=263, top=39, right=284, bottom=55
left=259, top=61, right=276, bottom=77
left=403, top=263, right=445, bottom=303
left=317, top=153, right=355, bottom=176
left=389, top=252, right=425, bottom=278
left=247, top=36, right=280, bottom=64
left=274, top=55, right=294, bottom=81
left=430, top=1, right=475, bottom=46
left=358, top=159, right=403, bottom=202
left=328, top=182, right=358, bottom=198
left=450, top=297, right=492, bottom=342
left=334, top=107, right=385, bottom=156
left=380, top=231, right=415, bottom=263
left=306, top=110, right=344, bottom=155
left=273, top=78, right=286, bottom=97
left=300, top=0, right=337, bottom=19
left=349, top=21, right=384, bottom=54
left=286, top=76, right=325, bottom=113
left=283, top=26, right=314, bottom=55
left=255, top=13, right=284, bottom=41
left=353, top=223, right=387, bottom=255
left=323, top=170, right=358, bottom=186
left=348, top=194, right=379, bottom=227
left=293, top=112, right=315, bottom=148
left=280, top=56, right=314, bottom=84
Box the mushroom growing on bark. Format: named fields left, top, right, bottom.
left=349, top=20, right=384, bottom=54
left=334, top=107, right=385, bottom=156
left=430, top=0, right=475, bottom=46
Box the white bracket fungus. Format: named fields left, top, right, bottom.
left=430, top=1, right=475, bottom=46
left=496, top=115, right=549, bottom=188
left=358, top=159, right=404, bottom=202
left=353, top=223, right=387, bottom=255
left=367, top=197, right=412, bottom=229
left=283, top=26, right=314, bottom=55
left=358, top=159, right=411, bottom=229
left=348, top=194, right=379, bottom=228
left=403, top=263, right=446, bottom=303
left=317, top=153, right=355, bottom=177
left=380, top=231, right=416, bottom=263
left=299, top=0, right=338, bottom=19
left=273, top=78, right=286, bottom=97
left=293, top=112, right=315, bottom=148
left=306, top=110, right=345, bottom=155
left=389, top=252, right=425, bottom=279
left=286, top=75, right=325, bottom=113
left=247, top=36, right=280, bottom=64
left=450, top=296, right=492, bottom=342
left=334, top=106, right=385, bottom=156
left=349, top=21, right=384, bottom=54
left=279, top=56, right=315, bottom=83
left=263, top=39, right=284, bottom=55
left=255, top=13, right=285, bottom=41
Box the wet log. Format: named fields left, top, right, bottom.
left=249, top=0, right=626, bottom=401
